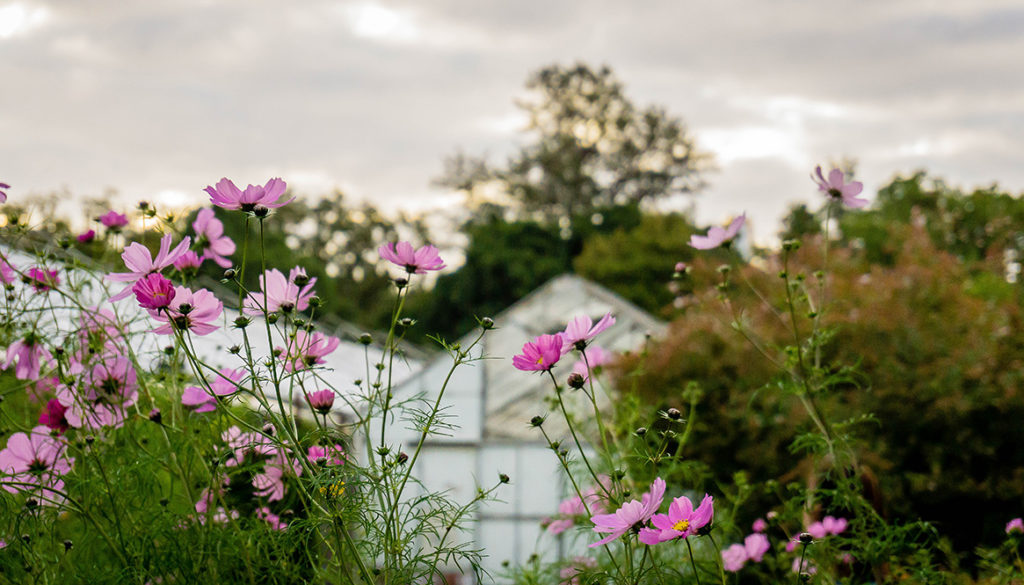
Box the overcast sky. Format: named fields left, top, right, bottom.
left=2, top=0, right=1023, bottom=241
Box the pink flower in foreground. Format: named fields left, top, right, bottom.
left=204, top=177, right=293, bottom=212
left=4, top=335, right=51, bottom=380
left=77, top=229, right=96, bottom=243
left=0, top=182, right=8, bottom=203
left=132, top=273, right=176, bottom=310
left=638, top=493, right=713, bottom=544
left=813, top=166, right=867, bottom=209
left=306, top=389, right=335, bottom=415
left=562, top=312, right=615, bottom=353
left=57, top=355, right=138, bottom=429
left=181, top=368, right=245, bottom=413
left=107, top=233, right=191, bottom=301
left=589, top=477, right=666, bottom=547
left=744, top=532, right=770, bottom=562
left=99, top=210, right=129, bottom=230
left=307, top=444, right=346, bottom=465
left=25, top=267, right=59, bottom=292
left=1007, top=518, right=1024, bottom=535
left=690, top=214, right=746, bottom=250
left=279, top=330, right=341, bottom=372
left=378, top=241, right=446, bottom=274
left=822, top=515, right=848, bottom=536
left=39, top=399, right=70, bottom=434
left=149, top=286, right=223, bottom=335
left=244, top=268, right=316, bottom=315
left=722, top=543, right=747, bottom=572
left=0, top=425, right=74, bottom=504
left=192, top=208, right=236, bottom=268
left=512, top=333, right=565, bottom=372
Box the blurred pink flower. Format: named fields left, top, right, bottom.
left=173, top=250, right=202, bottom=272
left=690, top=214, right=746, bottom=250
left=253, top=450, right=302, bottom=502
left=813, top=166, right=867, bottom=208
left=722, top=543, right=747, bottom=572
left=25, top=267, right=59, bottom=292
left=559, top=557, right=597, bottom=585
left=307, top=444, right=346, bottom=465
left=589, top=477, right=665, bottom=547
left=752, top=518, right=768, bottom=533
left=99, top=210, right=129, bottom=230
left=562, top=312, right=615, bottom=353
left=132, top=273, right=176, bottom=310
left=638, top=493, right=713, bottom=544
left=4, top=335, right=52, bottom=380
left=243, top=268, right=316, bottom=315
left=744, top=532, right=770, bottom=562
left=0, top=257, right=16, bottom=284
left=0, top=182, right=8, bottom=203
left=306, top=389, right=335, bottom=414
left=38, top=399, right=69, bottom=434
left=256, top=507, right=288, bottom=530
left=77, top=229, right=96, bottom=243
left=279, top=330, right=340, bottom=372
left=571, top=345, right=613, bottom=383
left=512, top=333, right=565, bottom=372
left=205, top=177, right=292, bottom=212
left=378, top=241, right=446, bottom=274
left=181, top=368, right=245, bottom=413
left=0, top=426, right=74, bottom=504
left=192, top=208, right=235, bottom=268
left=807, top=521, right=827, bottom=540
left=792, top=557, right=816, bottom=575
left=1007, top=518, right=1023, bottom=535
left=149, top=286, right=223, bottom=336
left=107, top=233, right=191, bottom=301
left=57, top=355, right=138, bottom=429
left=822, top=515, right=848, bottom=536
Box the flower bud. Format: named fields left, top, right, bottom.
left=566, top=373, right=586, bottom=389
left=223, top=268, right=237, bottom=280
left=635, top=427, right=647, bottom=436
left=799, top=532, right=814, bottom=544
left=480, top=317, right=494, bottom=330
left=309, top=296, right=323, bottom=308
left=253, top=205, right=270, bottom=218
left=667, top=408, right=682, bottom=420
left=499, top=473, right=510, bottom=484
left=358, top=333, right=372, bottom=345
left=63, top=539, right=73, bottom=552
left=396, top=451, right=409, bottom=465
left=529, top=416, right=544, bottom=427
left=234, top=316, right=251, bottom=329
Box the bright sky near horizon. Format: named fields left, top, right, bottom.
left=2, top=0, right=1022, bottom=241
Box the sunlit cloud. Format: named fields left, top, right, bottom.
left=699, top=126, right=806, bottom=166
left=342, top=2, right=419, bottom=43
left=0, top=2, right=49, bottom=39
left=477, top=111, right=529, bottom=135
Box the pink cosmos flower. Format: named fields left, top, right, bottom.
left=0, top=425, right=74, bottom=504
left=589, top=477, right=666, bottom=547
left=0, top=257, right=16, bottom=284
left=99, top=210, right=129, bottom=230
left=690, top=214, right=746, bottom=250
left=39, top=399, right=70, bottom=434
left=25, top=267, right=59, bottom=292
left=562, top=312, right=615, bottom=353
left=0, top=182, right=8, bottom=203
left=256, top=507, right=288, bottom=530
left=149, top=286, right=223, bottom=335
left=132, top=273, right=176, bottom=310
left=744, top=533, right=770, bottom=562
left=378, top=241, right=446, bottom=274
left=244, top=268, right=316, bottom=315
left=807, top=521, right=827, bottom=540
left=75, top=307, right=126, bottom=362
left=792, top=557, right=816, bottom=575
left=306, top=389, right=335, bottom=414
left=559, top=557, right=598, bottom=585
left=307, top=444, right=346, bottom=465
left=1007, top=518, right=1024, bottom=535
left=278, top=330, right=340, bottom=372
left=107, top=233, right=191, bottom=301
left=223, top=426, right=276, bottom=467
left=173, top=250, right=203, bottom=273
left=752, top=518, right=768, bottom=533
left=253, top=450, right=302, bottom=502
left=77, top=229, right=96, bottom=243
left=513, top=333, right=565, bottom=372
left=813, top=166, right=868, bottom=209
left=722, top=543, right=747, bottom=572
left=4, top=335, right=52, bottom=380
left=192, top=208, right=236, bottom=268
left=181, top=368, right=246, bottom=413
left=57, top=355, right=138, bottom=429
left=204, top=177, right=293, bottom=212
left=638, top=493, right=714, bottom=544
left=571, top=345, right=612, bottom=383
left=822, top=515, right=848, bottom=536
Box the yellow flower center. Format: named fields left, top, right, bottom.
left=536, top=356, right=545, bottom=365
left=672, top=519, right=690, bottom=532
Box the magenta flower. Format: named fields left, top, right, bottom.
left=0, top=182, right=8, bottom=203
left=57, top=355, right=138, bottom=429
left=512, top=333, right=565, bottom=372
left=0, top=426, right=74, bottom=504
left=132, top=273, right=176, bottom=310
left=243, top=268, right=316, bottom=315
left=306, top=389, right=335, bottom=415
left=752, top=518, right=768, bottom=533
left=256, top=507, right=288, bottom=530
left=99, top=210, right=129, bottom=231
left=638, top=493, right=713, bottom=544
left=571, top=346, right=613, bottom=383
left=39, top=399, right=70, bottom=434
left=204, top=177, right=293, bottom=212
left=690, top=214, right=746, bottom=250
left=77, top=229, right=96, bottom=243
left=0, top=257, right=16, bottom=284
left=25, top=267, right=59, bottom=292
left=562, top=312, right=615, bottom=353
left=378, top=241, right=446, bottom=274
left=107, top=233, right=191, bottom=301
left=744, top=532, right=770, bottom=562
left=174, top=250, right=203, bottom=273
left=589, top=477, right=666, bottom=547
left=149, top=286, right=223, bottom=336
left=1007, top=518, right=1024, bottom=535
left=813, top=166, right=867, bottom=209
left=192, top=208, right=236, bottom=268
left=307, top=444, right=346, bottom=465
left=253, top=450, right=302, bottom=502
left=722, top=543, right=747, bottom=572
left=4, top=334, right=52, bottom=380
left=279, top=330, right=340, bottom=372
left=822, top=515, right=848, bottom=536
left=181, top=368, right=245, bottom=413
left=792, top=557, right=816, bottom=575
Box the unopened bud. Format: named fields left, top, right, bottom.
left=566, top=373, right=586, bottom=389
left=358, top=333, right=372, bottom=345
left=253, top=205, right=270, bottom=218
left=667, top=408, right=682, bottom=420
left=635, top=427, right=647, bottom=436
left=499, top=473, right=510, bottom=484
left=480, top=317, right=494, bottom=330
left=529, top=416, right=544, bottom=427
left=799, top=532, right=814, bottom=544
